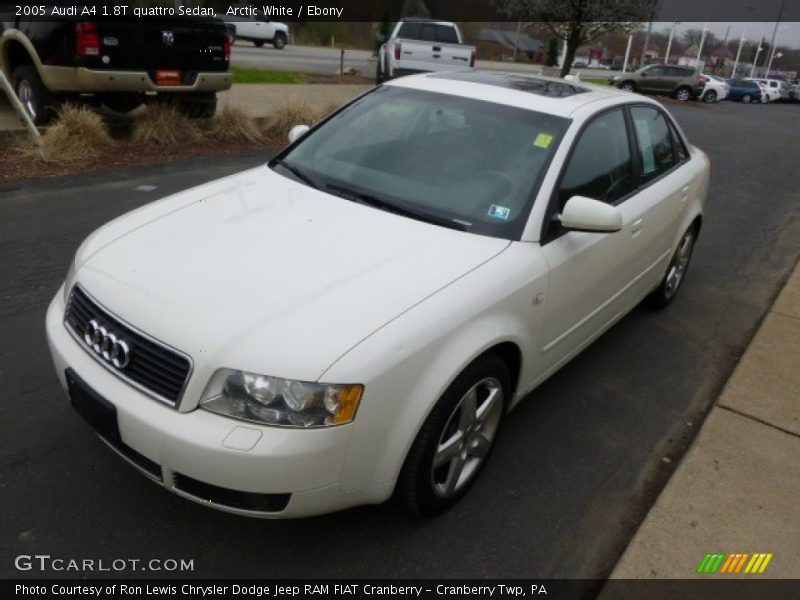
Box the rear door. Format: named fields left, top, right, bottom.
left=640, top=66, right=666, bottom=92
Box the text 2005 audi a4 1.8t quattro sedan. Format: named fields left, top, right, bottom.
left=46, top=72, right=709, bottom=518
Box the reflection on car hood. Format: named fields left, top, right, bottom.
left=74, top=166, right=510, bottom=380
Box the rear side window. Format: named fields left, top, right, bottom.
left=558, top=108, right=635, bottom=206
left=631, top=107, right=678, bottom=182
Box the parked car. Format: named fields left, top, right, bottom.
left=47, top=72, right=709, bottom=518
left=610, top=65, right=705, bottom=101
left=725, top=79, right=763, bottom=103
left=700, top=74, right=729, bottom=103
left=1, top=17, right=232, bottom=124
left=226, top=15, right=289, bottom=49
left=746, top=78, right=782, bottom=102
left=377, top=19, right=475, bottom=83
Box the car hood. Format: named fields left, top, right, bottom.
left=74, top=165, right=509, bottom=387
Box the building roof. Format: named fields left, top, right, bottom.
left=478, top=28, right=543, bottom=53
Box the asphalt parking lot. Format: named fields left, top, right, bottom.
left=1, top=100, right=799, bottom=582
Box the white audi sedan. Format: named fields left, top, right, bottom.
left=46, top=72, right=709, bottom=518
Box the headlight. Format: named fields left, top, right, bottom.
left=200, top=369, right=363, bottom=428
left=63, top=259, right=77, bottom=302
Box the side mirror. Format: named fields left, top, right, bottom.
left=559, top=195, right=623, bottom=233
left=288, top=124, right=310, bottom=144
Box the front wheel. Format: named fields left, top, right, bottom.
left=396, top=354, right=509, bottom=515
left=675, top=86, right=692, bottom=102
left=703, top=90, right=717, bottom=103
left=272, top=33, right=287, bottom=49
left=647, top=224, right=698, bottom=309
left=741, top=94, right=752, bottom=104
left=620, top=81, right=636, bottom=92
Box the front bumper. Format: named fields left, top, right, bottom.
left=41, top=66, right=232, bottom=94
left=45, top=286, right=373, bottom=518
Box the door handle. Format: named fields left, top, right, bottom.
left=681, top=185, right=690, bottom=202
left=631, top=218, right=643, bottom=236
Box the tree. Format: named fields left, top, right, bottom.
left=400, top=0, right=430, bottom=19
left=494, top=0, right=656, bottom=77
left=546, top=37, right=559, bottom=66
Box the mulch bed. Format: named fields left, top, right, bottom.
left=0, top=132, right=284, bottom=185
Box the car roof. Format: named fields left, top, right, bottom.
left=385, top=71, right=654, bottom=119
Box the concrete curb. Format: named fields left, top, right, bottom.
left=603, top=260, right=800, bottom=582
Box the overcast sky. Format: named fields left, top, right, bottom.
left=653, top=22, right=800, bottom=50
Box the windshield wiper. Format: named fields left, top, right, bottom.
left=272, top=158, right=320, bottom=190
left=326, top=183, right=466, bottom=232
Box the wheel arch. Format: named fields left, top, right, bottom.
left=1, top=31, right=43, bottom=81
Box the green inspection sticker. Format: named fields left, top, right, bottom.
left=533, top=133, right=554, bottom=149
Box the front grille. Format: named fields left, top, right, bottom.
left=173, top=472, right=291, bottom=513
left=65, top=286, right=192, bottom=406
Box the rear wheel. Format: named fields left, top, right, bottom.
left=675, top=86, right=692, bottom=102
left=741, top=94, right=752, bottom=104
left=13, top=65, right=57, bottom=125
left=703, top=90, right=717, bottom=103
left=272, top=33, right=287, bottom=49
left=396, top=354, right=509, bottom=515
left=620, top=81, right=636, bottom=92
left=647, top=224, right=698, bottom=309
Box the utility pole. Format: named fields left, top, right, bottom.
left=765, top=0, right=787, bottom=77
left=664, top=22, right=679, bottom=65
left=640, top=21, right=653, bottom=66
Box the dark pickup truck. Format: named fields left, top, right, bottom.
left=1, top=18, right=232, bottom=124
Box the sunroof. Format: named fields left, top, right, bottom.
left=428, top=72, right=589, bottom=98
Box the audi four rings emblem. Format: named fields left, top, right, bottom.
left=83, top=319, right=131, bottom=369
left=162, top=30, right=175, bottom=46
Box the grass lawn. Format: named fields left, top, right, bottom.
left=582, top=77, right=613, bottom=86
left=232, top=67, right=305, bottom=84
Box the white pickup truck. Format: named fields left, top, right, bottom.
left=227, top=16, right=289, bottom=49
left=377, top=19, right=475, bottom=82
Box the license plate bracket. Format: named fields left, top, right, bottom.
left=155, top=69, right=182, bottom=86
left=66, top=369, right=120, bottom=444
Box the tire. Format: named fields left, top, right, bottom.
left=675, top=86, right=692, bottom=102
left=647, top=224, right=699, bottom=309
left=703, top=90, right=717, bottom=103
left=254, top=40, right=265, bottom=48
left=175, top=92, right=217, bottom=119
left=620, top=81, right=636, bottom=92
left=272, top=33, right=287, bottom=49
left=13, top=65, right=58, bottom=125
left=741, top=94, right=752, bottom=104
left=396, top=354, right=510, bottom=515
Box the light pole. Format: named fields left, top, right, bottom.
left=622, top=33, right=634, bottom=73
left=664, top=22, right=679, bottom=65
left=733, top=25, right=746, bottom=78
left=695, top=23, right=709, bottom=72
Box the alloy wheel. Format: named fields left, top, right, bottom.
left=676, top=88, right=691, bottom=101
left=17, top=79, right=37, bottom=120
left=431, top=377, right=503, bottom=498
left=664, top=230, right=695, bottom=299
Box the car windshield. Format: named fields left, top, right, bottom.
left=272, top=85, right=569, bottom=239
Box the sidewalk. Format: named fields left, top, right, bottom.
left=605, top=261, right=800, bottom=581
left=0, top=83, right=372, bottom=132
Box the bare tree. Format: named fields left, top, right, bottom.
left=495, top=0, right=656, bottom=77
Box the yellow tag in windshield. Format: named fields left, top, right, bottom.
left=533, top=133, right=554, bottom=149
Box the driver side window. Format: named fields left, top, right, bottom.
left=558, top=108, right=634, bottom=207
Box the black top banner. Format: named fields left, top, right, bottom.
left=1, top=0, right=799, bottom=22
